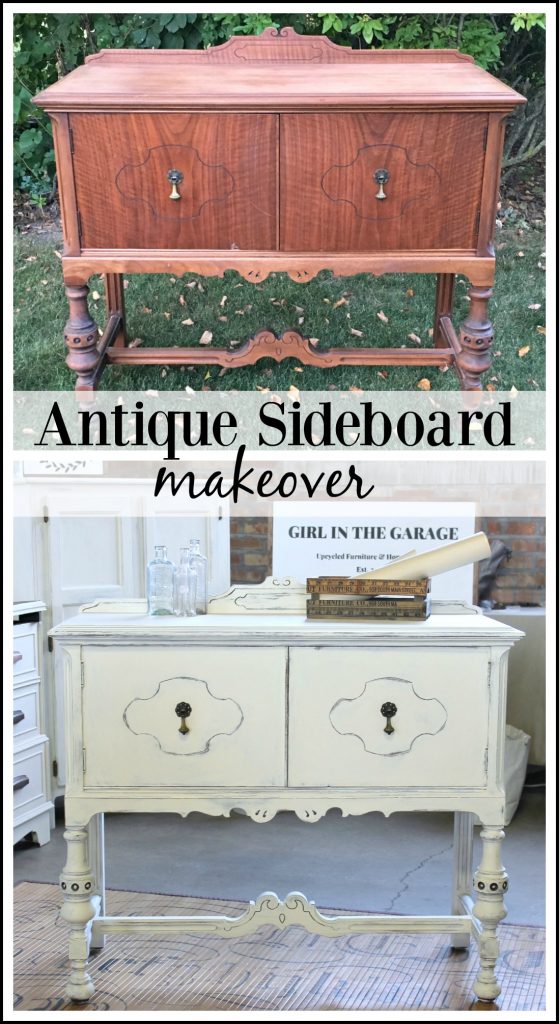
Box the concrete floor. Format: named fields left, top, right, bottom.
left=14, top=789, right=545, bottom=926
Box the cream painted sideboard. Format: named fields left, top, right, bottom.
left=50, top=578, right=523, bottom=1007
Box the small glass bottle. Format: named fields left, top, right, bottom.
left=146, top=545, right=175, bottom=616
left=188, top=539, right=208, bottom=614
left=174, top=548, right=197, bottom=617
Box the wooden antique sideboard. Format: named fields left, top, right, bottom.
left=50, top=579, right=523, bottom=1008
left=33, top=28, right=525, bottom=391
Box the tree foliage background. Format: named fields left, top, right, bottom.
left=14, top=11, right=545, bottom=204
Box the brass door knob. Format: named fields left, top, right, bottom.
left=167, top=169, right=184, bottom=200
left=374, top=168, right=390, bottom=200
left=175, top=701, right=192, bottom=734
left=381, top=701, right=397, bottom=734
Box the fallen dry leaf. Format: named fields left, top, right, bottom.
left=428, top=328, right=434, bottom=338
left=294, top=305, right=304, bottom=314
left=128, top=338, right=143, bottom=348
left=142, top=306, right=152, bottom=314
left=408, top=333, right=422, bottom=345
left=219, top=295, right=227, bottom=307
left=235, top=309, right=245, bottom=315
left=350, top=328, right=363, bottom=337
left=377, top=371, right=389, bottom=379
left=528, top=303, right=541, bottom=310
left=438, top=365, right=449, bottom=373
left=186, top=280, right=197, bottom=289
left=161, top=369, right=167, bottom=378
left=377, top=311, right=389, bottom=323
left=229, top=339, right=243, bottom=347
left=349, top=386, right=363, bottom=394
left=332, top=297, right=348, bottom=309
left=517, top=251, right=525, bottom=258
left=197, top=283, right=204, bottom=292
left=218, top=315, right=228, bottom=322
left=309, top=337, right=320, bottom=347
left=199, top=330, right=213, bottom=345
left=486, top=383, right=497, bottom=391
left=298, top=316, right=305, bottom=325
left=144, top=389, right=159, bottom=397
left=181, top=318, right=194, bottom=326
left=163, top=311, right=171, bottom=320
left=406, top=288, right=414, bottom=297
left=294, top=366, right=304, bottom=373
left=91, top=290, right=101, bottom=301
left=287, top=385, right=300, bottom=402
left=536, top=326, right=546, bottom=335
left=218, top=368, right=228, bottom=377
left=204, top=371, right=211, bottom=380
left=323, top=298, right=331, bottom=305
left=256, top=385, right=269, bottom=393
left=54, top=250, right=62, bottom=260
left=25, top=255, right=37, bottom=262
left=518, top=345, right=530, bottom=357
left=178, top=295, right=186, bottom=306
left=417, top=378, right=431, bottom=391
left=509, top=385, right=519, bottom=398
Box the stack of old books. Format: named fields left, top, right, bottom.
left=306, top=576, right=430, bottom=621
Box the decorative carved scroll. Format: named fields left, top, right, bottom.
left=116, top=145, right=234, bottom=220
left=124, top=676, right=243, bottom=756
left=322, top=144, right=440, bottom=222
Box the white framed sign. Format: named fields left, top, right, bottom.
left=272, top=501, right=477, bottom=601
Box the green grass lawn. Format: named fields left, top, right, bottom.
left=13, top=224, right=545, bottom=391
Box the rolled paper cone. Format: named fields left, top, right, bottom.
left=356, top=532, right=491, bottom=581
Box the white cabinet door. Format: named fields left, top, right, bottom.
left=288, top=647, right=490, bottom=788
left=81, top=646, right=287, bottom=788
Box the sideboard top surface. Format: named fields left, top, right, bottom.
left=33, top=37, right=525, bottom=112
left=50, top=610, right=523, bottom=646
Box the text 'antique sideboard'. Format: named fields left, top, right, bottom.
left=50, top=578, right=523, bottom=1007
left=33, top=28, right=525, bottom=390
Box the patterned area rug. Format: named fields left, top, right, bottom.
left=13, top=882, right=545, bottom=1012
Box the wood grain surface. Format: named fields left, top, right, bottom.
left=280, top=113, right=487, bottom=251
left=71, top=113, right=277, bottom=250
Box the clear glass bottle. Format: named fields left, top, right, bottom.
left=188, top=539, right=208, bottom=614
left=174, top=548, right=197, bottom=617
left=146, top=545, right=175, bottom=616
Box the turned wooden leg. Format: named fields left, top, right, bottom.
left=64, top=284, right=101, bottom=391
left=451, top=811, right=473, bottom=949
left=455, top=285, right=494, bottom=390
left=104, top=273, right=126, bottom=347
left=472, top=825, right=508, bottom=1002
left=60, top=826, right=98, bottom=1002
left=434, top=272, right=456, bottom=347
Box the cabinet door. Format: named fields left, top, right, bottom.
left=71, top=113, right=277, bottom=250
left=82, top=646, right=286, bottom=787
left=288, top=647, right=490, bottom=788
left=280, top=113, right=487, bottom=252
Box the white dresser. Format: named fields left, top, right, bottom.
left=13, top=602, right=54, bottom=845
left=50, top=579, right=523, bottom=1007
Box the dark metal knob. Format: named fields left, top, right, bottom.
left=13, top=709, right=25, bottom=726
left=167, top=169, right=184, bottom=200
left=175, top=701, right=192, bottom=734
left=374, top=168, right=390, bottom=200
left=381, top=701, right=397, bottom=734
left=13, top=774, right=30, bottom=791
